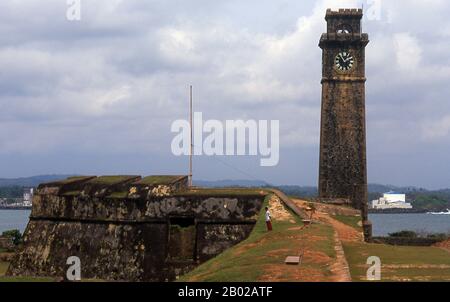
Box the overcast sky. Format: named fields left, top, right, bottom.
left=0, top=0, right=449, bottom=189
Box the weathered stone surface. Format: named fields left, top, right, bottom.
left=196, top=224, right=254, bottom=261
left=8, top=221, right=161, bottom=281
left=31, top=195, right=261, bottom=222
left=7, top=175, right=265, bottom=281
left=318, top=9, right=370, bottom=237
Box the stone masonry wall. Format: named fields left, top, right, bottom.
left=7, top=176, right=265, bottom=281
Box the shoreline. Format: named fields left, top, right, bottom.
left=369, top=208, right=429, bottom=214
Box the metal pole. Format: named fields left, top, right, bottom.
left=189, top=85, right=193, bottom=187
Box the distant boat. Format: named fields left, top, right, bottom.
left=427, top=209, right=450, bottom=215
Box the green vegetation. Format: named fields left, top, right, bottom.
left=0, top=259, right=65, bottom=282
left=176, top=188, right=268, bottom=197
left=426, top=233, right=450, bottom=241
left=368, top=192, right=382, bottom=204
left=0, top=258, right=56, bottom=282
left=387, top=230, right=449, bottom=241
left=273, top=185, right=317, bottom=199
left=0, top=275, right=55, bottom=282
left=409, top=192, right=450, bottom=211
left=89, top=176, right=139, bottom=185
left=331, top=214, right=362, bottom=232
left=138, top=175, right=185, bottom=186
left=389, top=230, right=418, bottom=238
left=179, top=194, right=336, bottom=282
left=2, top=229, right=22, bottom=245
left=343, top=242, right=450, bottom=281
left=274, top=184, right=450, bottom=212
left=0, top=262, right=9, bottom=276
left=0, top=186, right=23, bottom=199
left=55, top=176, right=94, bottom=185
left=311, top=225, right=337, bottom=259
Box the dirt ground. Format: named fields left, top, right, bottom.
left=259, top=196, right=336, bottom=281
left=291, top=199, right=365, bottom=281
left=257, top=197, right=362, bottom=282
left=434, top=239, right=450, bottom=252
left=233, top=195, right=341, bottom=282
left=292, top=199, right=364, bottom=243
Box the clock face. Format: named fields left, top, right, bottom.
left=335, top=51, right=355, bottom=72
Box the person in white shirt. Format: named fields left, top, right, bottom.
left=265, top=206, right=272, bottom=231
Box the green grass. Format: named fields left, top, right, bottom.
left=179, top=194, right=336, bottom=282
left=0, top=276, right=55, bottom=282
left=331, top=214, right=362, bottom=232
left=176, top=188, right=268, bottom=197
left=88, top=175, right=140, bottom=185
left=57, top=176, right=95, bottom=184
left=0, top=262, right=9, bottom=276
left=0, top=260, right=98, bottom=282
left=310, top=225, right=337, bottom=259
left=343, top=241, right=450, bottom=281
left=0, top=261, right=64, bottom=282
left=42, top=176, right=95, bottom=186
left=137, top=175, right=185, bottom=186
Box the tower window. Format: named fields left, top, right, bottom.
left=336, top=24, right=352, bottom=34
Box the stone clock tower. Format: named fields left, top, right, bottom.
left=318, top=9, right=371, bottom=239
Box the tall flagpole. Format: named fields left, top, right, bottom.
left=189, top=85, right=193, bottom=187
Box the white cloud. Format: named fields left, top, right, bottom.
left=0, top=0, right=450, bottom=187
left=393, top=33, right=422, bottom=71
left=421, top=115, right=450, bottom=140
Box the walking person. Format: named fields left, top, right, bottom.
left=265, top=206, right=272, bottom=231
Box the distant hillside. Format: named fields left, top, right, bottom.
left=0, top=175, right=74, bottom=187
left=193, top=181, right=431, bottom=194
left=272, top=185, right=318, bottom=198
left=368, top=183, right=428, bottom=193
left=0, top=176, right=449, bottom=211
left=0, top=176, right=435, bottom=193
left=407, top=190, right=450, bottom=211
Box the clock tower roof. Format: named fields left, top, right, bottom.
left=325, top=8, right=363, bottom=19
left=324, top=8, right=364, bottom=35
left=319, top=8, right=368, bottom=49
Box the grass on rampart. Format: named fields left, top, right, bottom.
left=175, top=187, right=269, bottom=197
left=137, top=175, right=185, bottom=186
left=88, top=175, right=139, bottom=185
left=179, top=194, right=337, bottom=282
left=0, top=261, right=8, bottom=276
left=331, top=214, right=362, bottom=232
left=0, top=260, right=55, bottom=282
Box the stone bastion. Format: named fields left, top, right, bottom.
left=7, top=175, right=267, bottom=281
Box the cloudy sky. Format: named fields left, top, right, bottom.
left=0, top=0, right=449, bottom=189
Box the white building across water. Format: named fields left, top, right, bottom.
left=370, top=191, right=413, bottom=209
left=23, top=188, right=34, bottom=207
